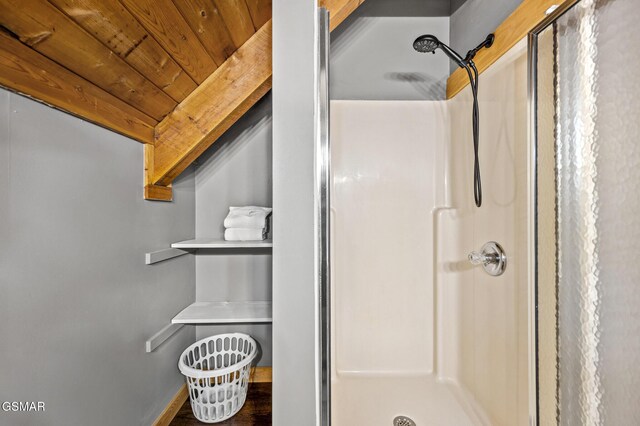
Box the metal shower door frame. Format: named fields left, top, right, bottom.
left=315, top=6, right=331, bottom=426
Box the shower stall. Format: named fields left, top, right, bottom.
left=328, top=30, right=530, bottom=426
left=310, top=0, right=640, bottom=424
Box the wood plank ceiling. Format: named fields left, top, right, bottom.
left=0, top=0, right=364, bottom=200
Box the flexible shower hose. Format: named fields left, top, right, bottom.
left=463, top=62, right=482, bottom=207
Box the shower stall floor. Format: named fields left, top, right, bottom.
left=332, top=375, right=488, bottom=426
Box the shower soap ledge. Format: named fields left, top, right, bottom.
left=172, top=301, right=272, bottom=324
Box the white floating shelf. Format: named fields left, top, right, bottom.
left=172, top=301, right=272, bottom=324
left=171, top=238, right=273, bottom=249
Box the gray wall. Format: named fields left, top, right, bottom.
left=272, top=0, right=318, bottom=423
left=450, top=0, right=523, bottom=71
left=331, top=0, right=450, bottom=100
left=331, top=0, right=525, bottom=96
left=0, top=89, right=196, bottom=426
left=193, top=94, right=272, bottom=367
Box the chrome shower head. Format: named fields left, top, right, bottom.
left=412, top=34, right=439, bottom=53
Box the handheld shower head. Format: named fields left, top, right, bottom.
left=412, top=34, right=466, bottom=68
left=412, top=34, right=439, bottom=53
left=412, top=32, right=495, bottom=208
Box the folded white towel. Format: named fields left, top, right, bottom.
left=224, top=228, right=267, bottom=241
left=224, top=206, right=272, bottom=229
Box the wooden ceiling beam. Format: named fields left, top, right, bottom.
left=0, top=0, right=176, bottom=121
left=144, top=145, right=173, bottom=200
left=0, top=30, right=155, bottom=143
left=49, top=0, right=198, bottom=103
left=150, top=20, right=272, bottom=188
left=0, top=0, right=364, bottom=200
left=119, top=0, right=218, bottom=83
left=146, top=0, right=365, bottom=197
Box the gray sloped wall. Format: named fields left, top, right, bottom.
left=0, top=89, right=196, bottom=426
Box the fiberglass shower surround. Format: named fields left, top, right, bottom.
left=330, top=36, right=530, bottom=424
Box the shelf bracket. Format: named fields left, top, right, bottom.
left=145, top=247, right=190, bottom=265
left=146, top=323, right=185, bottom=353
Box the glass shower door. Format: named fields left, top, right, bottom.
left=533, top=0, right=640, bottom=424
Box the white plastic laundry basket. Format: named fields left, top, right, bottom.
left=178, top=333, right=257, bottom=423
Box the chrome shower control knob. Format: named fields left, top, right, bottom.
left=468, top=241, right=507, bottom=276
left=468, top=250, right=491, bottom=265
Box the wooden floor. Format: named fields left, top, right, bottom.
left=170, top=383, right=271, bottom=425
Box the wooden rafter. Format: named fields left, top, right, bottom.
left=0, top=29, right=155, bottom=143
left=0, top=0, right=266, bottom=126
left=0, top=0, right=177, bottom=120
left=0, top=0, right=364, bottom=200
left=149, top=20, right=272, bottom=189
left=146, top=0, right=365, bottom=199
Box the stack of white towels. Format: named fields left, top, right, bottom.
left=223, top=206, right=272, bottom=241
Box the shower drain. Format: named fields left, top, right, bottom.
left=393, top=415, right=416, bottom=426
